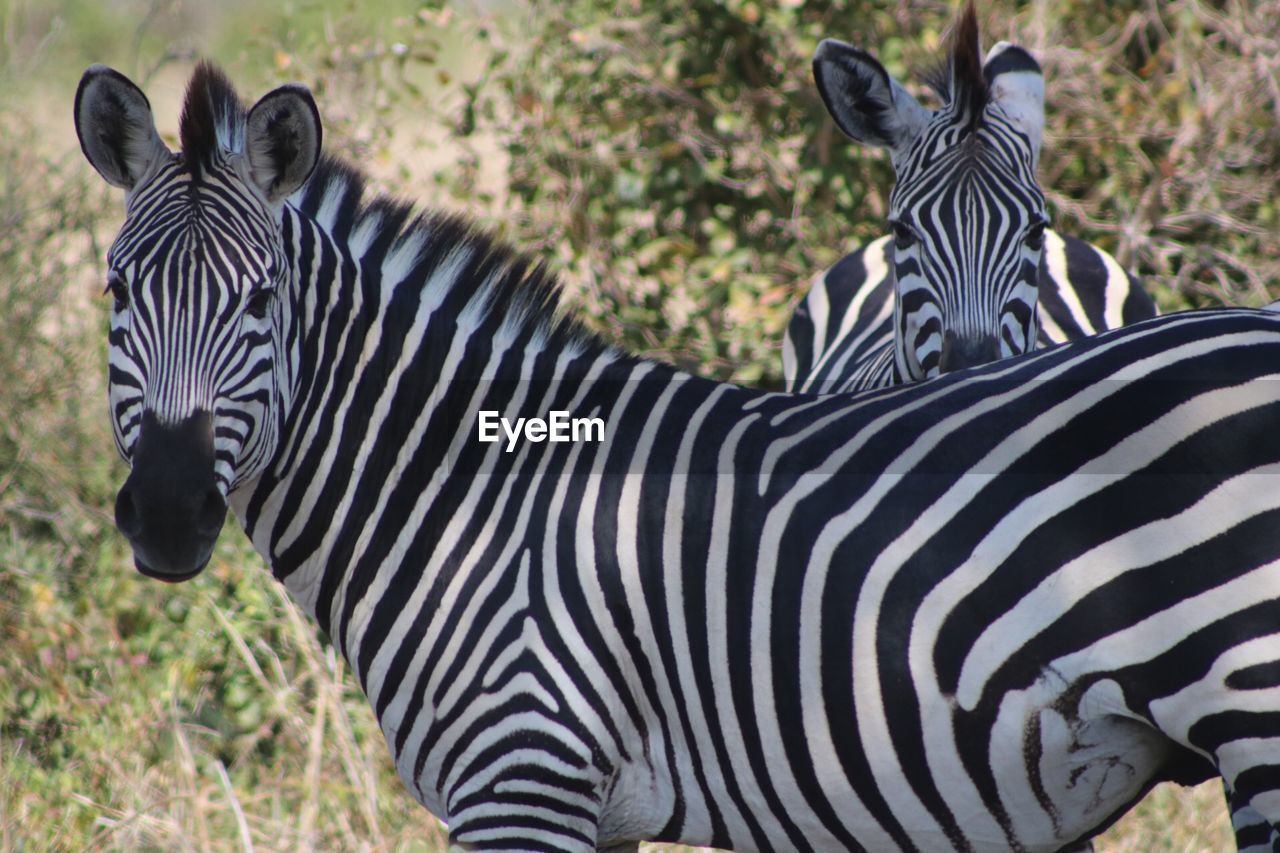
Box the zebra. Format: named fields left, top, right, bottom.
left=77, top=61, right=1280, bottom=852
left=783, top=7, right=1158, bottom=394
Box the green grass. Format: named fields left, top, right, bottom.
left=1099, top=781, right=1231, bottom=852
left=1, top=0, right=1275, bottom=849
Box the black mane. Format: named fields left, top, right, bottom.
left=171, top=61, right=602, bottom=357
left=291, top=154, right=602, bottom=356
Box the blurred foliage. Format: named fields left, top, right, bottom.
left=1030, top=0, right=1280, bottom=311
left=418, top=0, right=1280, bottom=385
left=1, top=0, right=1274, bottom=848
left=462, top=0, right=912, bottom=384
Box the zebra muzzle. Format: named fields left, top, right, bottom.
left=938, top=331, right=1001, bottom=374
left=114, top=410, right=226, bottom=582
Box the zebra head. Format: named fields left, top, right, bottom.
left=75, top=63, right=321, bottom=581
left=813, top=5, right=1048, bottom=380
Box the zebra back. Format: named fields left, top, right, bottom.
left=784, top=229, right=1158, bottom=394
left=1037, top=228, right=1158, bottom=341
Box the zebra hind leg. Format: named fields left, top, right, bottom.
left=1228, top=788, right=1280, bottom=853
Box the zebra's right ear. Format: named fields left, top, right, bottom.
left=75, top=65, right=171, bottom=191
left=245, top=83, right=322, bottom=204
left=813, top=39, right=932, bottom=165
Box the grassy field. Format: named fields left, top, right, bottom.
left=1, top=0, right=1274, bottom=849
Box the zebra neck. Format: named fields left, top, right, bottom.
left=233, top=201, right=626, bottom=635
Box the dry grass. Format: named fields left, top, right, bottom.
left=1097, top=780, right=1232, bottom=851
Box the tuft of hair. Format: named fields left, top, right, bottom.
left=924, top=2, right=988, bottom=132
left=179, top=61, right=247, bottom=180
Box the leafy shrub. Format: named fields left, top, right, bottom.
left=441, top=0, right=1280, bottom=385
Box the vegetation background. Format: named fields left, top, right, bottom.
left=1, top=0, right=1277, bottom=848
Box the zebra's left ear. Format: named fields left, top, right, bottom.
left=244, top=83, right=322, bottom=204
left=983, top=42, right=1044, bottom=167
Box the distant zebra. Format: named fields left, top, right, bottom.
left=78, top=61, right=1280, bottom=852
left=784, top=10, right=1157, bottom=394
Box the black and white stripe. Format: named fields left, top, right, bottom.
left=79, top=63, right=1280, bottom=852
left=103, top=157, right=286, bottom=493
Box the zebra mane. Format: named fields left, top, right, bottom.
left=291, top=154, right=602, bottom=354
left=180, top=61, right=247, bottom=181
left=923, top=2, right=988, bottom=133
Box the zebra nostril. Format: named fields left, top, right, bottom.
left=196, top=487, right=227, bottom=537
left=114, top=485, right=141, bottom=538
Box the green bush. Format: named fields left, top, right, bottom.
left=442, top=0, right=1280, bottom=385
left=461, top=0, right=908, bottom=384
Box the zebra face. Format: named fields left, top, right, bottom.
left=814, top=15, right=1049, bottom=381
left=886, top=146, right=1047, bottom=380
left=76, top=63, right=321, bottom=581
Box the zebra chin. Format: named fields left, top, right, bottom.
left=129, top=545, right=215, bottom=584
left=114, top=409, right=227, bottom=583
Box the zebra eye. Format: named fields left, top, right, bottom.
left=245, top=288, right=274, bottom=321
left=890, top=221, right=916, bottom=250
left=104, top=272, right=129, bottom=311
left=1025, top=221, right=1046, bottom=251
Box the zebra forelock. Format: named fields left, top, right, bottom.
left=923, top=1, right=988, bottom=133
left=179, top=61, right=247, bottom=181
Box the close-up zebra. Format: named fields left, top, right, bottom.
left=75, top=58, right=1280, bottom=851
left=782, top=7, right=1158, bottom=395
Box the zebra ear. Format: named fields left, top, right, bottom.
left=244, top=83, right=322, bottom=204
left=983, top=42, right=1044, bottom=166
left=75, top=65, right=171, bottom=191
left=813, top=39, right=931, bottom=164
